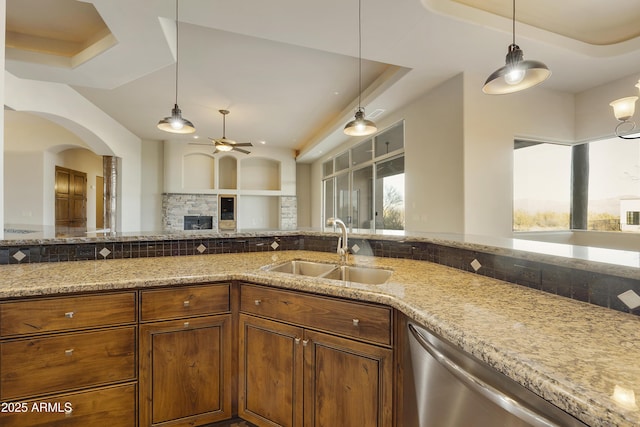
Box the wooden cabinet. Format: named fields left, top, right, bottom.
left=0, top=292, right=137, bottom=427
left=139, top=283, right=233, bottom=427
left=239, top=283, right=393, bottom=427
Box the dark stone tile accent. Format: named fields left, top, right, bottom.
left=1, top=234, right=639, bottom=317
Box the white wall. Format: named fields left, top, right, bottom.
left=575, top=72, right=640, bottom=143
left=310, top=74, right=466, bottom=233
left=141, top=139, right=164, bottom=231
left=463, top=72, right=576, bottom=238
left=310, top=72, right=578, bottom=238
left=4, top=151, right=45, bottom=225
left=296, top=163, right=312, bottom=228
left=4, top=71, right=142, bottom=232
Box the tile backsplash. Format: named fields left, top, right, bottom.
left=1, top=233, right=638, bottom=316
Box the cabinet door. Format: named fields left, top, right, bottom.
left=139, top=315, right=232, bottom=427
left=303, top=329, right=393, bottom=427
left=239, top=314, right=303, bottom=427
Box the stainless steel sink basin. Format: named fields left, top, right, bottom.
left=268, top=260, right=337, bottom=276
left=322, top=265, right=393, bottom=285
left=266, top=260, right=392, bottom=285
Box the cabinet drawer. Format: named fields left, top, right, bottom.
left=0, top=292, right=136, bottom=337
left=240, top=284, right=392, bottom=346
left=0, top=327, right=136, bottom=400
left=141, top=283, right=230, bottom=321
left=0, top=383, right=136, bottom=427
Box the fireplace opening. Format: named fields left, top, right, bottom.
left=184, top=216, right=213, bottom=230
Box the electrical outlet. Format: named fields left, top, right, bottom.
left=514, top=264, right=541, bottom=285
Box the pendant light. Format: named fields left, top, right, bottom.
left=344, top=0, right=377, bottom=136
left=157, top=0, right=195, bottom=134
left=482, top=0, right=551, bottom=95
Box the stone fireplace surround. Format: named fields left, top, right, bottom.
left=162, top=193, right=297, bottom=232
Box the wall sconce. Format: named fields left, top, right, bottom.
left=610, top=80, right=640, bottom=139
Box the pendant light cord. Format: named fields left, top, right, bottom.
left=512, top=0, right=516, bottom=45
left=358, top=0, right=362, bottom=110
left=174, top=0, right=180, bottom=106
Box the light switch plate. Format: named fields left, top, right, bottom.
left=618, top=290, right=640, bottom=309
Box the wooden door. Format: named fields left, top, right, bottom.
left=139, top=315, right=232, bottom=427
left=238, top=314, right=304, bottom=427
left=55, top=166, right=87, bottom=233
left=303, top=330, right=393, bottom=427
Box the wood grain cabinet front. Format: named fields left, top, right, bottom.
left=0, top=291, right=137, bottom=427
left=0, top=383, right=136, bottom=427
left=239, top=284, right=393, bottom=427
left=139, top=284, right=233, bottom=427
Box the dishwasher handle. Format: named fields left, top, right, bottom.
left=408, top=324, right=559, bottom=427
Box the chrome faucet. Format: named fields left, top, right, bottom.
left=327, top=217, right=348, bottom=263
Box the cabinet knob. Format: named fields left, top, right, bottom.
left=302, top=339, right=309, bottom=347
left=352, top=319, right=360, bottom=326
left=183, top=300, right=190, bottom=307
left=65, top=311, right=74, bottom=319
left=183, top=321, right=190, bottom=328
left=254, top=299, right=261, bottom=306
left=65, top=349, right=74, bottom=356
left=295, top=338, right=301, bottom=345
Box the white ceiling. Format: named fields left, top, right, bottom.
left=5, top=0, right=640, bottom=162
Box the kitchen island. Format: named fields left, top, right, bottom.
left=0, top=250, right=639, bottom=426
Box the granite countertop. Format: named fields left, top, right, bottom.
left=0, top=250, right=638, bottom=427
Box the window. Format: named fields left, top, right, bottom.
left=587, top=138, right=640, bottom=231
left=323, top=121, right=405, bottom=233
left=513, top=142, right=571, bottom=231
left=513, top=137, right=640, bottom=233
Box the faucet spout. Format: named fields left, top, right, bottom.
left=327, top=217, right=348, bottom=263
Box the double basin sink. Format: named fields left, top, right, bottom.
left=266, top=260, right=392, bottom=285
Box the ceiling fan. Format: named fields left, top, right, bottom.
left=203, top=109, right=253, bottom=154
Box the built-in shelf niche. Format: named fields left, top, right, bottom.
left=182, top=153, right=215, bottom=190
left=240, top=158, right=281, bottom=191
left=239, top=195, right=280, bottom=229
left=218, top=156, right=237, bottom=189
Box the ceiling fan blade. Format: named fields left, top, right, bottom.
left=233, top=147, right=251, bottom=154
left=231, top=142, right=253, bottom=147
left=189, top=142, right=213, bottom=146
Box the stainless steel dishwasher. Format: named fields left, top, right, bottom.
left=404, top=322, right=589, bottom=427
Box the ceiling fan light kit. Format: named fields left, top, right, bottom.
left=208, top=109, right=253, bottom=154
left=157, top=0, right=196, bottom=134
left=344, top=0, right=377, bottom=137
left=482, top=0, right=551, bottom=95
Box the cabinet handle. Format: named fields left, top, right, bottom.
left=183, top=321, right=190, bottom=328
left=183, top=300, right=190, bottom=307
left=65, top=349, right=74, bottom=356
left=302, top=339, right=309, bottom=347
left=65, top=311, right=74, bottom=319
left=254, top=299, right=261, bottom=306
left=352, top=319, right=360, bottom=326
left=295, top=337, right=301, bottom=345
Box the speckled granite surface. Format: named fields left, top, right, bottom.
left=1, top=250, right=638, bottom=427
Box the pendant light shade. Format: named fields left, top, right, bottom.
left=482, top=0, right=550, bottom=95
left=609, top=80, right=640, bottom=139
left=157, top=104, right=196, bottom=134
left=344, top=0, right=377, bottom=137
left=157, top=0, right=195, bottom=134
left=344, top=108, right=377, bottom=136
